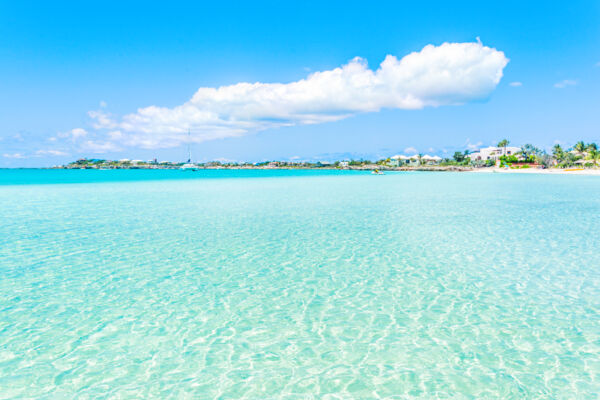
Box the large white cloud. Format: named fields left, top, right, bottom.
left=87, top=41, right=508, bottom=149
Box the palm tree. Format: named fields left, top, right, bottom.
left=497, top=139, right=510, bottom=156
left=586, top=148, right=600, bottom=167
left=417, top=154, right=423, bottom=166
left=573, top=141, right=587, bottom=156
left=553, top=144, right=565, bottom=163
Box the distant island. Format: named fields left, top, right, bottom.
left=55, top=140, right=600, bottom=172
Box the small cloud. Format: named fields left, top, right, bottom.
left=108, top=130, right=123, bottom=140
left=70, top=128, right=87, bottom=138
left=100, top=100, right=107, bottom=108
left=57, top=128, right=88, bottom=140
left=35, top=150, right=68, bottom=156
left=87, top=110, right=116, bottom=129
left=3, top=152, right=26, bottom=159
left=554, top=79, right=577, bottom=89
left=404, top=147, right=417, bottom=154
left=465, top=140, right=483, bottom=151
left=509, top=81, right=522, bottom=87
left=79, top=140, right=121, bottom=153
left=596, top=61, right=600, bottom=67
left=427, top=147, right=435, bottom=152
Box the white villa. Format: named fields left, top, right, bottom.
left=468, top=146, right=521, bottom=161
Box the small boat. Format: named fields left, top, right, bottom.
left=371, top=169, right=384, bottom=175
left=180, top=130, right=198, bottom=170
left=180, top=163, right=198, bottom=171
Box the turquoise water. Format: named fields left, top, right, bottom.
left=1, top=170, right=599, bottom=398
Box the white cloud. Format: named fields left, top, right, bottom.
left=404, top=147, right=418, bottom=154
left=78, top=41, right=508, bottom=150
left=509, top=81, right=522, bottom=87
left=2, top=152, right=26, bottom=159
left=554, top=79, right=577, bottom=89
left=57, top=128, right=88, bottom=140
left=100, top=100, right=107, bottom=108
left=35, top=150, right=69, bottom=156
left=465, top=140, right=483, bottom=151
left=88, top=110, right=117, bottom=130
left=79, top=140, right=122, bottom=153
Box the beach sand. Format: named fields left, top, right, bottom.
left=471, top=167, right=600, bottom=175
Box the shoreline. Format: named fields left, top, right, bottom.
left=469, top=167, right=600, bottom=175
left=3, top=166, right=600, bottom=175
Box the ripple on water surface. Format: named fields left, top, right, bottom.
left=0, top=171, right=599, bottom=398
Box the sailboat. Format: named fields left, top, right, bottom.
left=180, top=130, right=198, bottom=170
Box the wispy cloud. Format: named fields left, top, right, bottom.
left=2, top=152, right=26, bottom=159
left=509, top=81, right=522, bottom=87
left=404, top=147, right=418, bottom=154
left=554, top=79, right=577, bottom=89
left=79, top=140, right=122, bottom=153
left=464, top=139, right=483, bottom=151
left=53, top=128, right=88, bottom=141
left=67, top=41, right=508, bottom=151
left=35, top=150, right=69, bottom=156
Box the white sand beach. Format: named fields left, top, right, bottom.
left=472, top=167, right=600, bottom=175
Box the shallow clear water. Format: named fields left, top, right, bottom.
left=1, top=170, right=599, bottom=398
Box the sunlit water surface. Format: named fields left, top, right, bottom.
left=1, top=170, right=599, bottom=398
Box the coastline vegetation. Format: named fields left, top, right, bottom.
left=57, top=140, right=600, bottom=170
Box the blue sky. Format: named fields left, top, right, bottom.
left=1, top=0, right=599, bottom=167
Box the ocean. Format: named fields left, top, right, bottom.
left=1, top=169, right=599, bottom=398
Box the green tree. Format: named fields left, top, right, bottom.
left=497, top=139, right=510, bottom=157
left=573, top=141, right=587, bottom=155
left=552, top=144, right=565, bottom=162
left=521, top=144, right=543, bottom=162
left=586, top=148, right=600, bottom=166
left=453, top=151, right=465, bottom=163
left=587, top=143, right=598, bottom=152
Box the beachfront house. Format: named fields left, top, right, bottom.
left=339, top=161, right=349, bottom=168
left=407, top=155, right=420, bottom=166
left=390, top=154, right=434, bottom=166
left=468, top=146, right=521, bottom=161
left=389, top=155, right=408, bottom=167
left=421, top=155, right=442, bottom=165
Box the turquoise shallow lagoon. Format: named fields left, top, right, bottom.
left=1, top=170, right=599, bottom=398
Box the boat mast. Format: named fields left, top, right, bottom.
left=187, top=129, right=191, bottom=163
